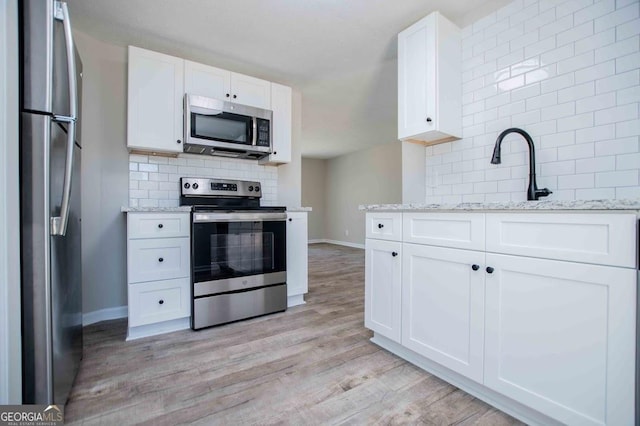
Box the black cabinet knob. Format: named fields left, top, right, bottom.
left=158, top=223, right=163, bottom=229
left=226, top=93, right=230, bottom=97
left=176, top=139, right=182, bottom=144
left=158, top=257, right=164, bottom=263
left=158, top=299, right=164, bottom=305
left=274, top=151, right=277, bottom=155
left=233, top=94, right=237, bottom=99
left=486, top=266, right=494, bottom=274
left=426, top=117, right=432, bottom=123
left=392, top=251, right=398, bottom=257
left=378, top=223, right=384, bottom=229
left=472, top=264, right=479, bottom=271
left=288, top=218, right=292, bottom=222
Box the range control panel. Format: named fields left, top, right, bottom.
left=180, top=178, right=262, bottom=198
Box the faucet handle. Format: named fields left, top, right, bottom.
left=536, top=188, right=553, bottom=199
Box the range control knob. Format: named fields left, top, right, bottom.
left=254, top=186, right=260, bottom=192
left=192, top=183, right=199, bottom=190
left=248, top=185, right=254, bottom=191
left=183, top=182, right=191, bottom=189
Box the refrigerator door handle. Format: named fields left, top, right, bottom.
left=51, top=1, right=77, bottom=236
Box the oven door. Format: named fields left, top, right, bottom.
left=191, top=212, right=287, bottom=296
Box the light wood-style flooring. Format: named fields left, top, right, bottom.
left=66, top=243, right=522, bottom=425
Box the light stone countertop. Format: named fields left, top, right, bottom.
left=286, top=207, right=312, bottom=212
left=121, top=206, right=313, bottom=213
left=359, top=199, right=640, bottom=212
left=121, top=206, right=192, bottom=213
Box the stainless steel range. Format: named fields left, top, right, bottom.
left=181, top=178, right=287, bottom=330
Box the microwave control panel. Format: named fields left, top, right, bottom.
left=256, top=118, right=270, bottom=148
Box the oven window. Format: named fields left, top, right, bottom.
left=192, top=112, right=252, bottom=144
left=192, top=220, right=286, bottom=283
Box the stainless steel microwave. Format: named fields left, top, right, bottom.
left=184, top=94, right=272, bottom=159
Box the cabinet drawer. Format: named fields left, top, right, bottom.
left=128, top=237, right=190, bottom=283
left=486, top=213, right=637, bottom=268
left=366, top=213, right=402, bottom=241
left=128, top=213, right=190, bottom=239
left=403, top=213, right=485, bottom=251
left=128, top=278, right=190, bottom=327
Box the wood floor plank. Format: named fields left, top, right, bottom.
left=65, top=243, right=524, bottom=426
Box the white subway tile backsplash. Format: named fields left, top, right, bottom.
left=595, top=103, right=638, bottom=125
left=595, top=169, right=639, bottom=186
left=575, top=28, right=616, bottom=54
left=616, top=17, right=640, bottom=40
left=575, top=92, right=617, bottom=113
left=595, top=136, right=640, bottom=155
left=576, top=155, right=616, bottom=173
left=556, top=0, right=595, bottom=18
left=616, top=118, right=640, bottom=136
left=594, top=2, right=640, bottom=32
left=128, top=153, right=279, bottom=207
left=595, top=35, right=639, bottom=63
left=425, top=0, right=640, bottom=201
left=575, top=0, right=616, bottom=25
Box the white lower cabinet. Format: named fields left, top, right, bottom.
left=402, top=243, right=485, bottom=382
left=484, top=253, right=636, bottom=426
left=286, top=212, right=308, bottom=306
left=126, top=212, right=191, bottom=340
left=364, top=211, right=637, bottom=425
left=365, top=239, right=402, bottom=343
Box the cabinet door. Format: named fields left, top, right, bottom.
left=184, top=60, right=231, bottom=100
left=230, top=72, right=271, bottom=109
left=127, top=46, right=184, bottom=153
left=365, top=239, right=402, bottom=343
left=398, top=14, right=435, bottom=140
left=402, top=243, right=484, bottom=382
left=484, top=253, right=636, bottom=426
left=267, top=83, right=292, bottom=164
left=286, top=212, right=308, bottom=297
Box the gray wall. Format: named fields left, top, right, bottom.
left=0, top=0, right=22, bottom=404
left=277, top=90, right=303, bottom=208
left=324, top=141, right=402, bottom=245
left=74, top=30, right=129, bottom=315
left=301, top=158, right=327, bottom=240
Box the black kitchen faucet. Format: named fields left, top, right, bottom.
left=490, top=128, right=552, bottom=201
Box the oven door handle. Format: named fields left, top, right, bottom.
left=193, top=212, right=287, bottom=222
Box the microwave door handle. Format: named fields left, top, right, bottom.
left=251, top=117, right=257, bottom=146
left=51, top=1, right=77, bottom=236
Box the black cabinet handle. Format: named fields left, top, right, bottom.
left=486, top=266, right=494, bottom=274
left=426, top=117, right=433, bottom=123
left=274, top=151, right=277, bottom=155
left=378, top=223, right=384, bottom=229
left=233, top=94, right=237, bottom=99
left=158, top=299, right=164, bottom=305
left=392, top=252, right=398, bottom=257
left=158, top=257, right=164, bottom=263
left=176, top=139, right=182, bottom=144
left=158, top=223, right=163, bottom=229
left=472, top=264, right=479, bottom=271
left=288, top=218, right=292, bottom=222
left=226, top=93, right=230, bottom=98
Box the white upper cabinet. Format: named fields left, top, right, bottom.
left=230, top=72, right=271, bottom=109
left=260, top=83, right=292, bottom=165
left=184, top=60, right=271, bottom=109
left=398, top=12, right=461, bottom=144
left=184, top=60, right=230, bottom=101
left=127, top=46, right=184, bottom=153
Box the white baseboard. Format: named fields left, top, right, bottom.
left=308, top=239, right=364, bottom=249
left=83, top=305, right=128, bottom=326
left=126, top=317, right=190, bottom=341
left=287, top=294, right=306, bottom=307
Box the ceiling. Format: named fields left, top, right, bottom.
left=66, top=0, right=511, bottom=159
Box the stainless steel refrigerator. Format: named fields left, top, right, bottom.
left=20, top=0, right=83, bottom=405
